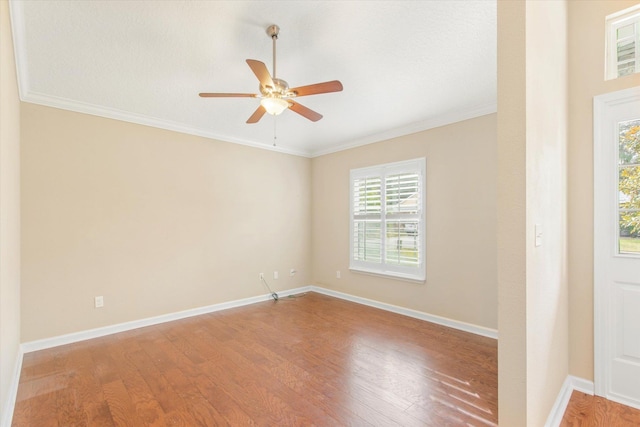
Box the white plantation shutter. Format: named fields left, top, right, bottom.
left=350, top=158, right=426, bottom=281
left=352, top=176, right=382, bottom=263
left=385, top=171, right=420, bottom=267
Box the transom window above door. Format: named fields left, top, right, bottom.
left=606, top=5, right=640, bottom=79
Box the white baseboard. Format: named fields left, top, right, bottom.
left=545, top=375, right=594, bottom=427
left=570, top=376, right=595, bottom=395
left=21, top=286, right=312, bottom=353
left=21, top=284, right=497, bottom=355
left=1, top=347, right=24, bottom=427
left=309, top=286, right=498, bottom=339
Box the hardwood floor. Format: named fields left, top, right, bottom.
left=12, top=292, right=498, bottom=426
left=560, top=391, right=640, bottom=426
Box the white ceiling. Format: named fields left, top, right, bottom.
left=10, top=1, right=496, bottom=157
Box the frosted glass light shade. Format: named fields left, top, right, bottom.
left=261, top=97, right=289, bottom=115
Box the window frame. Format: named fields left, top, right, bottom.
left=606, top=4, right=640, bottom=80
left=349, top=158, right=426, bottom=282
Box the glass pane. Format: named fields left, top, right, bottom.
left=619, top=118, right=640, bottom=254
left=353, top=221, right=381, bottom=262
left=616, top=22, right=636, bottom=76
left=620, top=212, right=640, bottom=254
left=616, top=26, right=636, bottom=76
left=619, top=119, right=640, bottom=165
left=618, top=61, right=636, bottom=77
left=353, top=177, right=381, bottom=215
left=385, top=221, right=419, bottom=266
left=619, top=166, right=640, bottom=209
left=386, top=172, right=419, bottom=214
left=617, top=23, right=635, bottom=40
left=618, top=39, right=636, bottom=62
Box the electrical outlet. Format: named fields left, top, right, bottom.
left=94, top=296, right=104, bottom=308
left=336, top=270, right=341, bottom=279
left=259, top=273, right=264, bottom=280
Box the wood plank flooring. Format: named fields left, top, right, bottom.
left=12, top=292, right=498, bottom=426
left=560, top=391, right=640, bottom=426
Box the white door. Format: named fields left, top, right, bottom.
left=594, top=86, right=640, bottom=410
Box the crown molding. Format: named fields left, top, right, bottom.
left=310, top=102, right=497, bottom=158
left=21, top=91, right=310, bottom=157
left=21, top=90, right=496, bottom=159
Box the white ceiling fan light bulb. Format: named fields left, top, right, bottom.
left=261, top=97, right=289, bottom=115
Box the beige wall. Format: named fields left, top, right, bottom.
left=0, top=0, right=21, bottom=421
left=568, top=0, right=640, bottom=382
left=311, top=114, right=498, bottom=330
left=498, top=1, right=569, bottom=425
left=21, top=103, right=311, bottom=342
left=524, top=1, right=569, bottom=425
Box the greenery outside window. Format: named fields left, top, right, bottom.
left=350, top=158, right=426, bottom=281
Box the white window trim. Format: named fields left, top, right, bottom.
left=349, top=158, right=426, bottom=282
left=605, top=4, right=640, bottom=80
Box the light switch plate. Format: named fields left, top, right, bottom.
left=535, top=224, right=542, bottom=247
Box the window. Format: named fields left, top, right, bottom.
left=606, top=5, right=640, bottom=80
left=350, top=158, right=426, bottom=281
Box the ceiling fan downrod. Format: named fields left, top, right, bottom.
left=266, top=24, right=279, bottom=78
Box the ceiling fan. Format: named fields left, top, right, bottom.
left=199, top=24, right=343, bottom=124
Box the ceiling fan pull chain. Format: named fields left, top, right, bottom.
left=273, top=116, right=277, bottom=146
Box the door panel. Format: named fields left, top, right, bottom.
left=594, top=87, right=640, bottom=410
left=619, top=285, right=640, bottom=360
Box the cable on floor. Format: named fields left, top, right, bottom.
left=260, top=277, right=308, bottom=302
left=261, top=276, right=279, bottom=301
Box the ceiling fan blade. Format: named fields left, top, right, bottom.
left=288, top=101, right=323, bottom=122
left=199, top=93, right=256, bottom=98
left=290, top=80, right=343, bottom=97
left=246, top=59, right=274, bottom=89
left=246, top=105, right=267, bottom=124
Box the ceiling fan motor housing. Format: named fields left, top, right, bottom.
left=260, top=78, right=291, bottom=98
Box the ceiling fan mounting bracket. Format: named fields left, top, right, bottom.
left=266, top=24, right=280, bottom=39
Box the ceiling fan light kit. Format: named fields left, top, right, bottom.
left=199, top=24, right=343, bottom=123
left=260, top=97, right=289, bottom=115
